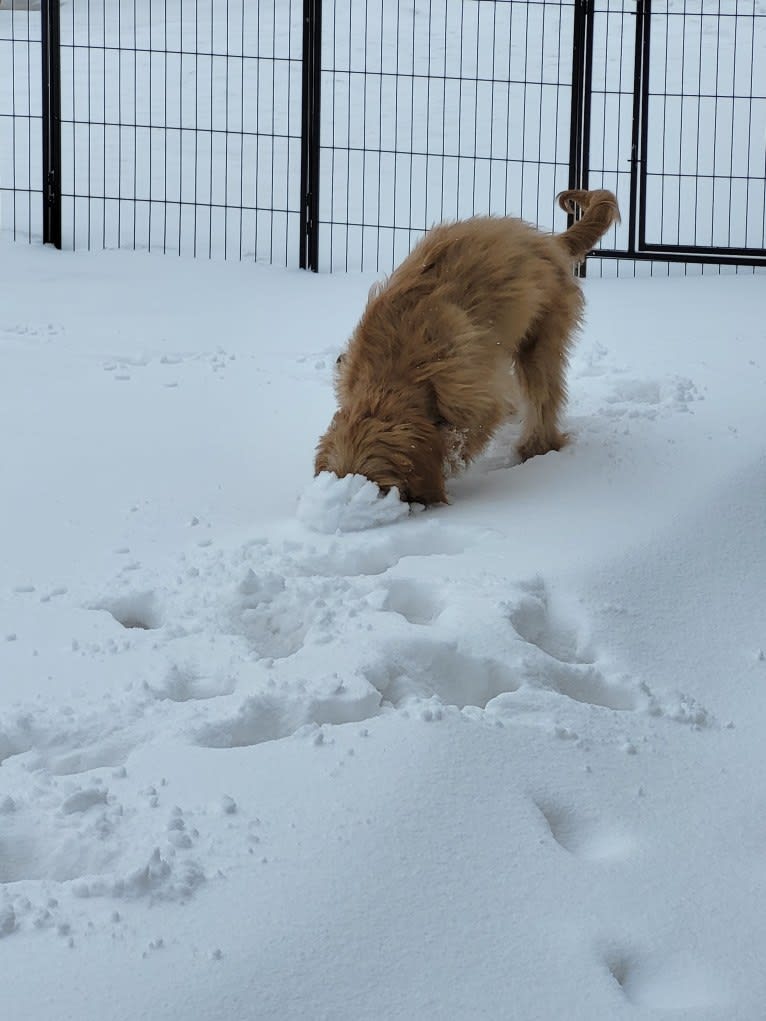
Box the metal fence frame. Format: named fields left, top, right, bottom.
left=1, top=0, right=764, bottom=273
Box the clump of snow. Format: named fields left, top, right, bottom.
left=297, top=471, right=414, bottom=533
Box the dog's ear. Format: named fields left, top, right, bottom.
left=405, top=460, right=448, bottom=506
left=333, top=354, right=348, bottom=399
left=314, top=439, right=330, bottom=476
left=392, top=421, right=448, bottom=506
left=314, top=411, right=344, bottom=476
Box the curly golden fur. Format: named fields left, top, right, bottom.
left=314, top=189, right=620, bottom=505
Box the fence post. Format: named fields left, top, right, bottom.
left=630, top=0, right=650, bottom=255
left=300, top=0, right=322, bottom=271
left=41, top=0, right=62, bottom=249
left=567, top=0, right=594, bottom=275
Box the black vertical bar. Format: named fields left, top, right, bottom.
left=636, top=0, right=651, bottom=252
left=300, top=0, right=322, bottom=271
left=567, top=0, right=593, bottom=275
left=581, top=0, right=594, bottom=189
left=568, top=0, right=586, bottom=196
left=578, top=0, right=594, bottom=277
left=41, top=0, right=62, bottom=249
left=630, top=0, right=649, bottom=254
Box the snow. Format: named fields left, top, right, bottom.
left=297, top=471, right=414, bottom=533
left=1, top=239, right=765, bottom=1019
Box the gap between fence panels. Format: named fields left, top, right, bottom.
left=0, top=0, right=763, bottom=273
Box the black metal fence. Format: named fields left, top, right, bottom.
left=1, top=0, right=764, bottom=275
left=637, top=2, right=766, bottom=264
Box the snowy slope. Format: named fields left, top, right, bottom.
left=1, top=241, right=765, bottom=1020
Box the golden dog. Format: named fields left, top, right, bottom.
left=314, top=189, right=620, bottom=504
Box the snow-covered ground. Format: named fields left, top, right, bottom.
left=1, top=239, right=765, bottom=1019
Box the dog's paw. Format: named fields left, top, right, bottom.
left=517, top=431, right=568, bottom=463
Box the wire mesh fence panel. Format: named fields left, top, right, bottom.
left=1, top=0, right=764, bottom=273
left=318, top=0, right=578, bottom=272
left=641, top=0, right=766, bottom=260
left=56, top=0, right=303, bottom=261
left=0, top=2, right=43, bottom=244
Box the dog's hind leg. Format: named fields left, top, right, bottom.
left=514, top=306, right=575, bottom=462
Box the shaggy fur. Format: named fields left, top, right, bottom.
left=314, top=189, right=620, bottom=505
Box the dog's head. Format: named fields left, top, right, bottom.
left=314, top=410, right=447, bottom=506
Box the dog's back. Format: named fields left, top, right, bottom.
left=360, top=215, right=578, bottom=368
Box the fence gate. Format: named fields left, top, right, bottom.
left=636, top=1, right=766, bottom=267
left=577, top=0, right=765, bottom=272
left=0, top=0, right=764, bottom=273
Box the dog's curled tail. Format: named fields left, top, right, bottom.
left=556, top=188, right=620, bottom=262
